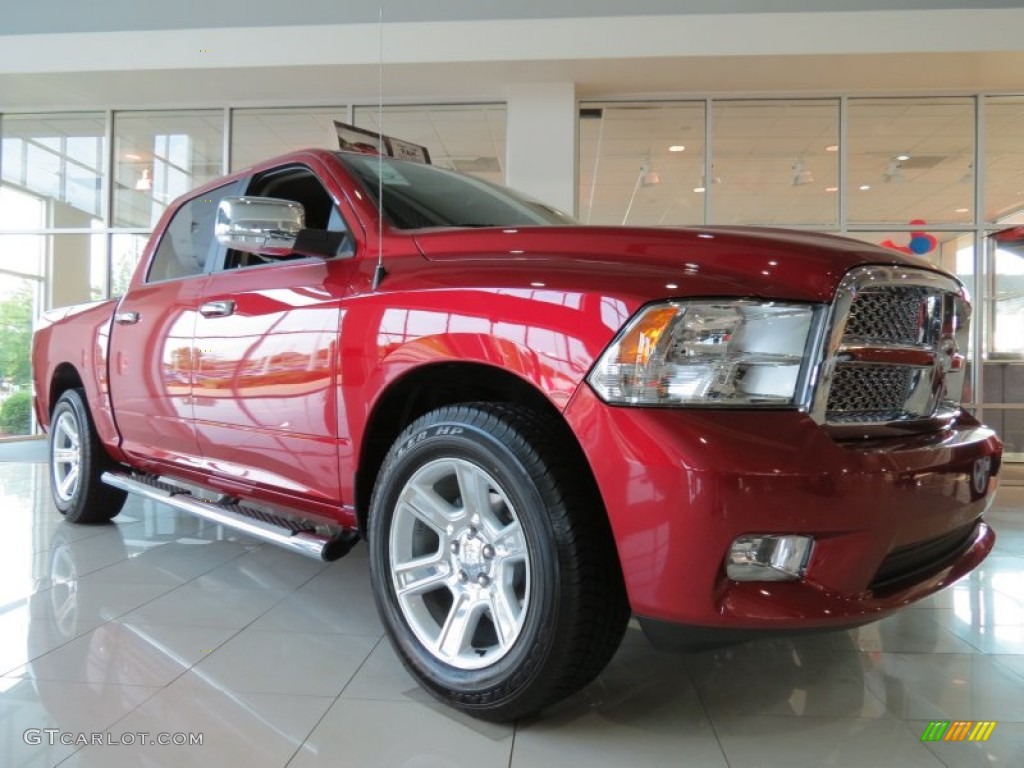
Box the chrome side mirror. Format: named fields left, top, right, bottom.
left=215, top=196, right=305, bottom=256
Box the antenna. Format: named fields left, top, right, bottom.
left=372, top=3, right=387, bottom=291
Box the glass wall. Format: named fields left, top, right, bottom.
left=113, top=110, right=225, bottom=229
left=578, top=103, right=705, bottom=226
left=231, top=107, right=348, bottom=171
left=712, top=99, right=839, bottom=227
left=0, top=113, right=107, bottom=436
left=846, top=97, right=975, bottom=225
left=353, top=104, right=508, bottom=185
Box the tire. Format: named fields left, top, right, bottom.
left=49, top=389, right=127, bottom=523
left=368, top=403, right=630, bottom=721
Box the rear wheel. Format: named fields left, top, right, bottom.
left=368, top=403, right=629, bottom=721
left=49, top=389, right=126, bottom=523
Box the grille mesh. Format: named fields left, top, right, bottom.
left=843, top=287, right=927, bottom=345
left=826, top=365, right=914, bottom=423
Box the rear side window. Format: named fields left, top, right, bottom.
left=146, top=182, right=240, bottom=283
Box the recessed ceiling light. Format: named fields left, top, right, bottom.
left=825, top=145, right=839, bottom=152
left=669, top=145, right=685, bottom=152
left=859, top=184, right=871, bottom=191
left=825, top=186, right=839, bottom=193
left=530, top=282, right=545, bottom=288
left=896, top=154, right=911, bottom=161
left=955, top=207, right=969, bottom=213
left=123, top=153, right=142, bottom=161
left=693, top=186, right=706, bottom=193
left=665, top=283, right=679, bottom=290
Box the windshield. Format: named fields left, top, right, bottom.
left=335, top=152, right=576, bottom=229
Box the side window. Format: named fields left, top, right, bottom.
left=146, top=182, right=240, bottom=283
left=221, top=165, right=353, bottom=271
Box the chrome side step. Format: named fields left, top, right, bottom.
left=101, top=471, right=357, bottom=562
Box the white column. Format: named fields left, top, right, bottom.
left=505, top=82, right=577, bottom=215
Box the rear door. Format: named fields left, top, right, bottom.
left=108, top=182, right=240, bottom=468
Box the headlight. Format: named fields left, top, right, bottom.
left=587, top=300, right=823, bottom=407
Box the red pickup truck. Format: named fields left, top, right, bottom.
left=32, top=148, right=1002, bottom=721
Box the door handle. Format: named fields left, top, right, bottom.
left=114, top=311, right=140, bottom=325
left=199, top=300, right=236, bottom=318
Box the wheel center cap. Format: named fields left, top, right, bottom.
left=458, top=535, right=487, bottom=570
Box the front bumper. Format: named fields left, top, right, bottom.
left=564, top=386, right=1001, bottom=639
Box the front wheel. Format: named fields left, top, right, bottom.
left=368, top=404, right=629, bottom=721
left=49, top=389, right=126, bottom=523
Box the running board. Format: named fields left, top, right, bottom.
left=101, top=472, right=357, bottom=562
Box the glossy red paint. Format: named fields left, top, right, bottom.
left=31, top=148, right=1003, bottom=637
left=564, top=384, right=999, bottom=628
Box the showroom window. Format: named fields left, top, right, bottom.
left=711, top=99, right=839, bottom=227
left=0, top=113, right=108, bottom=437
left=230, top=106, right=349, bottom=172
left=846, top=97, right=975, bottom=226
left=578, top=102, right=705, bottom=226
left=353, top=104, right=508, bottom=185
left=984, top=96, right=1024, bottom=225
left=113, top=110, right=225, bottom=229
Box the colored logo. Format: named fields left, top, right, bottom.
left=920, top=721, right=997, bottom=742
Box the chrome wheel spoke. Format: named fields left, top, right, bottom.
left=58, top=466, right=79, bottom=499
left=493, top=521, right=527, bottom=560
left=455, top=462, right=492, bottom=521
left=435, top=593, right=478, bottom=660
left=399, top=482, right=456, bottom=533
left=394, top=552, right=450, bottom=598
left=487, top=586, right=521, bottom=647
left=53, top=448, right=78, bottom=465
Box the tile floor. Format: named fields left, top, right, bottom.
left=0, top=459, right=1021, bottom=768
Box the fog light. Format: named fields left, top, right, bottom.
left=727, top=535, right=813, bottom=581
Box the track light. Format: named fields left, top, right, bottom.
left=640, top=159, right=661, bottom=187
left=134, top=168, right=153, bottom=191
left=883, top=159, right=905, bottom=184
left=791, top=157, right=813, bottom=186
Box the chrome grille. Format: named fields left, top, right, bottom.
left=811, top=266, right=970, bottom=429
left=842, top=287, right=928, bottom=345
left=825, top=365, right=914, bottom=423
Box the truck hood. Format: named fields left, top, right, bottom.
left=413, top=225, right=941, bottom=303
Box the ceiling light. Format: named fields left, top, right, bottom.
left=825, top=186, right=839, bottom=193
left=896, top=154, right=911, bottom=161
left=859, top=184, right=871, bottom=191
left=669, top=145, right=685, bottom=152
left=791, top=157, right=813, bottom=186
left=693, top=186, right=706, bottom=193
left=825, top=145, right=839, bottom=152
left=124, top=153, right=142, bottom=161
left=955, top=207, right=969, bottom=213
